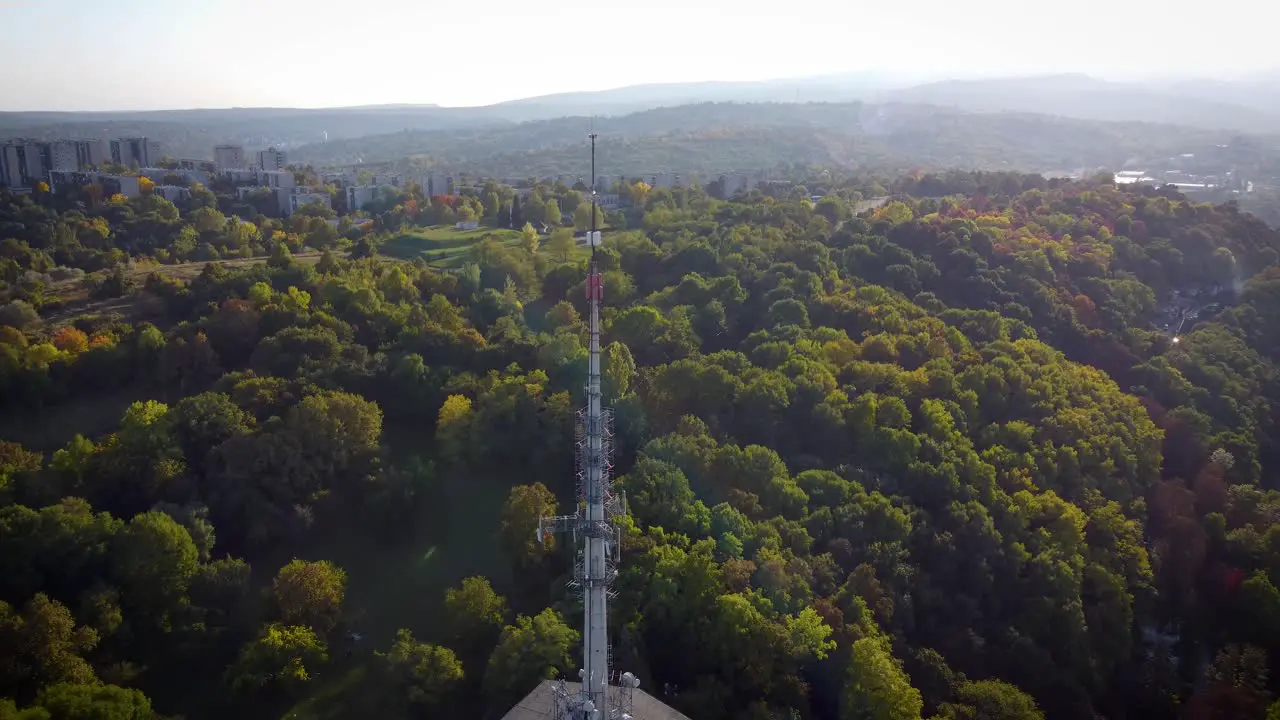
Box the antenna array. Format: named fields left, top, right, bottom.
left=537, top=132, right=638, bottom=720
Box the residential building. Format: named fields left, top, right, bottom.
left=214, top=144, right=246, bottom=170
left=49, top=141, right=79, bottom=172
left=258, top=170, right=295, bottom=190
left=257, top=147, right=287, bottom=171
left=178, top=158, right=217, bottom=173
left=593, top=193, right=622, bottom=210
left=719, top=173, right=753, bottom=198
left=111, top=137, right=158, bottom=168
left=46, top=139, right=115, bottom=173
left=279, top=188, right=330, bottom=216
left=49, top=170, right=141, bottom=199
left=140, top=167, right=211, bottom=186
left=427, top=173, right=452, bottom=196
left=222, top=169, right=259, bottom=184
left=370, top=172, right=402, bottom=187
left=77, top=139, right=111, bottom=168
left=1, top=141, right=49, bottom=186
left=346, top=185, right=380, bottom=212
left=153, top=185, right=191, bottom=203
left=321, top=170, right=355, bottom=186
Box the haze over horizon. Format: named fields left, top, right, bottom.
left=1, top=0, right=1275, bottom=112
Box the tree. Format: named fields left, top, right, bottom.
left=32, top=682, right=152, bottom=720
left=436, top=394, right=474, bottom=466
left=442, top=576, right=507, bottom=675
left=499, top=483, right=558, bottom=565
left=483, top=609, right=579, bottom=714
left=0, top=594, right=98, bottom=697
left=0, top=301, right=39, bottom=330
left=227, top=623, right=328, bottom=693
left=545, top=200, right=562, bottom=226
left=271, top=559, right=347, bottom=632
left=939, top=680, right=1045, bottom=720
left=51, top=328, right=88, bottom=354
left=111, top=511, right=199, bottom=630
left=520, top=222, right=540, bottom=256
left=574, top=201, right=603, bottom=231
left=381, top=629, right=464, bottom=711
left=546, top=229, right=576, bottom=263
left=841, top=634, right=923, bottom=720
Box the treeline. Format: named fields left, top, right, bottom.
left=1, top=172, right=1279, bottom=719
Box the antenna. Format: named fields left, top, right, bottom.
left=539, top=133, right=635, bottom=720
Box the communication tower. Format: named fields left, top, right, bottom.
left=537, top=133, right=638, bottom=720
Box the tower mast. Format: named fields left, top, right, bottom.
left=539, top=132, right=638, bottom=720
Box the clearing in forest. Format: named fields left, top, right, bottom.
left=380, top=225, right=522, bottom=268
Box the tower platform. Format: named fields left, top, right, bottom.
left=502, top=681, right=691, bottom=720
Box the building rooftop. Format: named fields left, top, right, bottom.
left=502, top=681, right=690, bottom=720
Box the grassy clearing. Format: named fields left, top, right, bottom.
left=381, top=225, right=521, bottom=268
left=280, top=451, right=514, bottom=719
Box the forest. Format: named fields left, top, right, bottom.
left=1, top=170, right=1280, bottom=720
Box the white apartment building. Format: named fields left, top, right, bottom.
left=78, top=139, right=111, bottom=168
left=720, top=173, right=754, bottom=198
left=346, top=185, right=378, bottom=212
left=258, top=170, right=295, bottom=190
left=49, top=170, right=141, bottom=199
left=111, top=137, right=158, bottom=168
left=153, top=185, right=191, bottom=203
left=139, top=167, right=211, bottom=186
left=49, top=142, right=79, bottom=172
left=214, top=144, right=245, bottom=170
left=0, top=142, right=48, bottom=187
left=280, top=188, right=330, bottom=216
left=427, top=173, right=452, bottom=196
left=222, top=169, right=259, bottom=184
left=321, top=170, right=355, bottom=186
left=257, top=147, right=287, bottom=170
left=49, top=140, right=116, bottom=172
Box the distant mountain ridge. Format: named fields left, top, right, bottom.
left=286, top=100, right=1272, bottom=179
left=878, top=74, right=1280, bottom=133
left=1, top=72, right=1275, bottom=159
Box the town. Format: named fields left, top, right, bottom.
left=0, top=136, right=793, bottom=224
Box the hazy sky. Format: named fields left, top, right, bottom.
left=1, top=0, right=1273, bottom=111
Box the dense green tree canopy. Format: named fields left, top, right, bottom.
left=2, top=173, right=1280, bottom=719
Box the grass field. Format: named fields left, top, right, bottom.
left=381, top=225, right=522, bottom=268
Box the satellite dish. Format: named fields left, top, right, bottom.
left=622, top=671, right=639, bottom=688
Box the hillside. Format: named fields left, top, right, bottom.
left=286, top=101, right=1253, bottom=175
left=5, top=73, right=1278, bottom=160
left=880, top=74, right=1280, bottom=133
left=3, top=173, right=1280, bottom=719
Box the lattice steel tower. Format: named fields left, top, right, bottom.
left=538, top=133, right=639, bottom=720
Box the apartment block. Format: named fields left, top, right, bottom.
left=0, top=141, right=48, bottom=187
left=346, top=185, right=378, bottom=212
left=153, top=185, right=191, bottom=203
left=257, top=147, right=287, bottom=171
left=279, top=188, right=330, bottom=216
left=110, top=137, right=159, bottom=168
left=222, top=169, right=259, bottom=184
left=49, top=170, right=141, bottom=199
left=214, top=144, right=246, bottom=170
left=258, top=170, right=295, bottom=190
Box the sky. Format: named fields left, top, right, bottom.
left=0, top=0, right=1274, bottom=111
